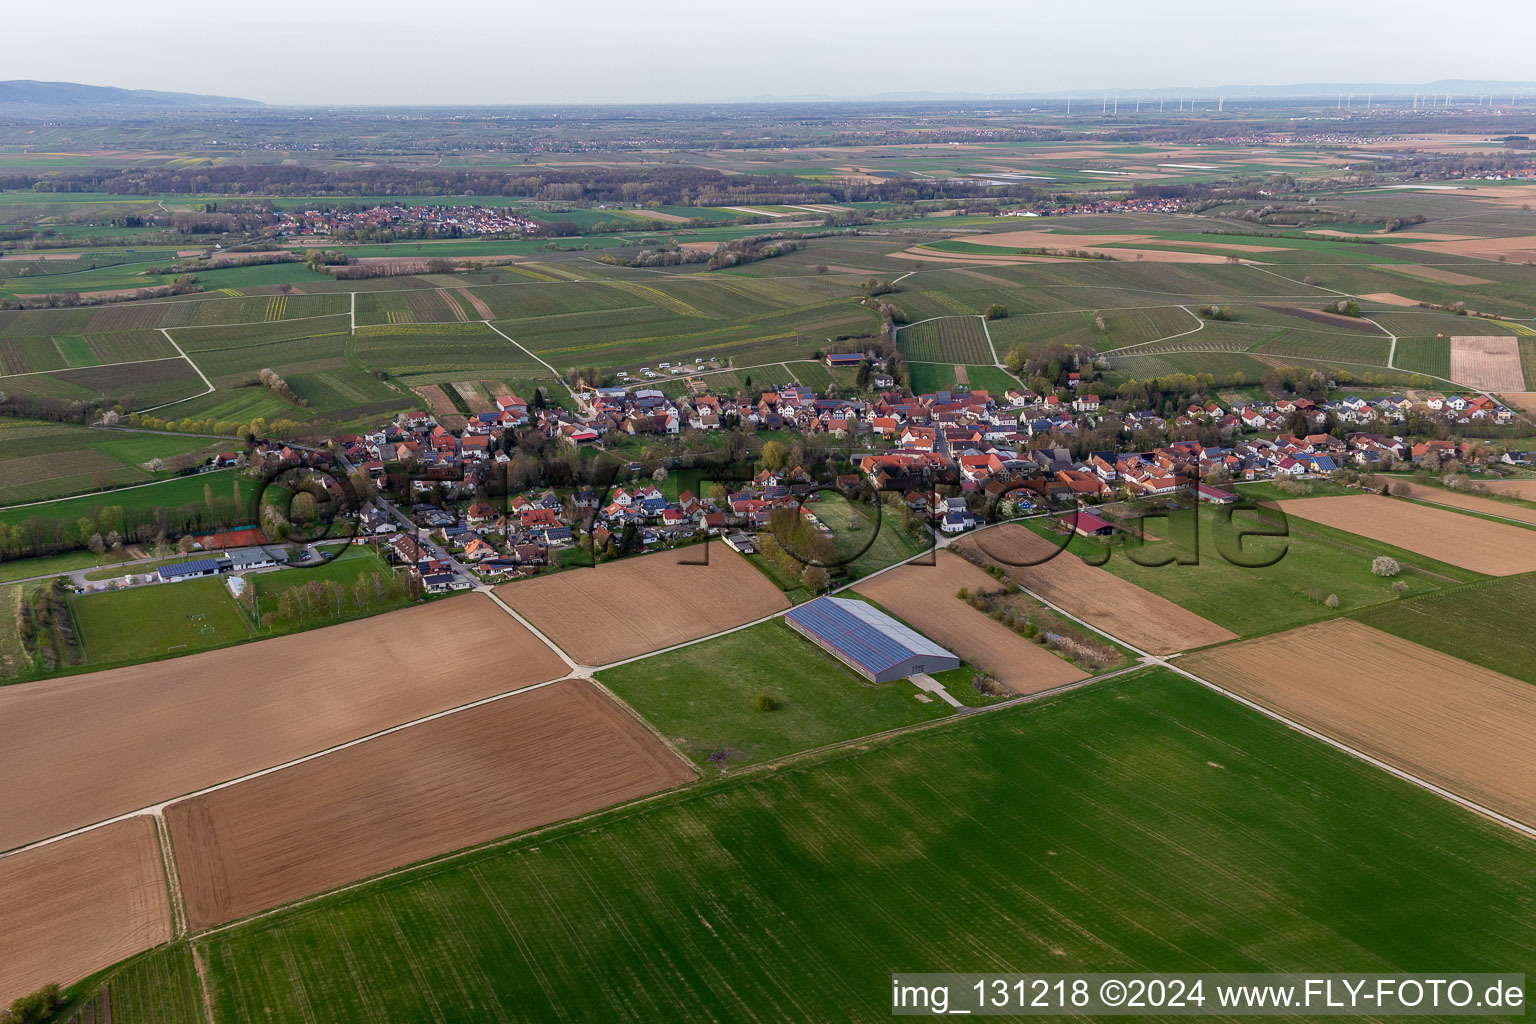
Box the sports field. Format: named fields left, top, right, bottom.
left=71, top=575, right=255, bottom=665
left=72, top=669, right=1536, bottom=1022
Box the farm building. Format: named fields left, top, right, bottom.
left=825, top=352, right=864, bottom=367
left=786, top=596, right=959, bottom=683
left=1197, top=483, right=1238, bottom=504
left=158, top=556, right=233, bottom=583
left=1062, top=510, right=1115, bottom=538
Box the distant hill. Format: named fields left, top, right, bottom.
left=0, top=80, right=262, bottom=108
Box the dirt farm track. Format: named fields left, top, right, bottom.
left=853, top=552, right=1086, bottom=693
left=0, top=818, right=171, bottom=1002
left=954, top=525, right=1237, bottom=654
left=497, top=546, right=789, bottom=665
left=0, top=595, right=568, bottom=851
left=167, top=678, right=693, bottom=929
left=1184, top=620, right=1536, bottom=828
left=1275, top=494, right=1536, bottom=576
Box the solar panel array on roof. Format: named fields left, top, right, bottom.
left=785, top=596, right=953, bottom=677
left=158, top=558, right=228, bottom=580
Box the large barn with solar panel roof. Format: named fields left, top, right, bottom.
left=785, top=596, right=960, bottom=683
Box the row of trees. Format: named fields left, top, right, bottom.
left=0, top=483, right=253, bottom=563
left=124, top=411, right=307, bottom=439
left=259, top=569, right=421, bottom=630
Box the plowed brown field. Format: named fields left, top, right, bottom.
left=498, top=546, right=788, bottom=665
left=0, top=596, right=567, bottom=851
left=1450, top=336, right=1525, bottom=391
left=954, top=525, right=1236, bottom=654
left=1475, top=478, right=1536, bottom=501
left=1183, top=620, right=1536, bottom=828
left=0, top=818, right=171, bottom=1002
left=853, top=553, right=1087, bottom=694
left=1276, top=494, right=1536, bottom=575
left=167, top=679, right=691, bottom=929
left=1389, top=481, right=1536, bottom=526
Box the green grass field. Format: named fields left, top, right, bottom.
left=73, top=668, right=1536, bottom=1022
left=1023, top=501, right=1480, bottom=637
left=1350, top=574, right=1536, bottom=685
left=252, top=545, right=406, bottom=625
left=70, top=575, right=254, bottom=665
left=810, top=492, right=928, bottom=580
left=0, top=468, right=243, bottom=526
left=0, top=549, right=114, bottom=584
left=599, top=617, right=952, bottom=767
left=907, top=361, right=956, bottom=393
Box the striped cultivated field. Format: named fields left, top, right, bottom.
left=895, top=315, right=994, bottom=363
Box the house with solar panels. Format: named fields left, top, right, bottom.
left=785, top=596, right=959, bottom=684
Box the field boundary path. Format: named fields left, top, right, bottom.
left=1366, top=314, right=1400, bottom=369
left=978, top=314, right=1001, bottom=365
left=129, top=328, right=215, bottom=416
left=151, top=813, right=189, bottom=937
left=481, top=320, right=580, bottom=407
left=1101, top=304, right=1204, bottom=355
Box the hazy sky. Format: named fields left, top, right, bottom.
left=14, top=0, right=1536, bottom=105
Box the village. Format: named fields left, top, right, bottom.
left=126, top=360, right=1529, bottom=600
left=275, top=203, right=540, bottom=240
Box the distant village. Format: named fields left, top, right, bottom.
left=275, top=204, right=539, bottom=239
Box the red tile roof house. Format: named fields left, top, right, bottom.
left=1056, top=468, right=1109, bottom=497
left=521, top=507, right=559, bottom=529
left=1063, top=510, right=1115, bottom=538
left=462, top=537, right=497, bottom=561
